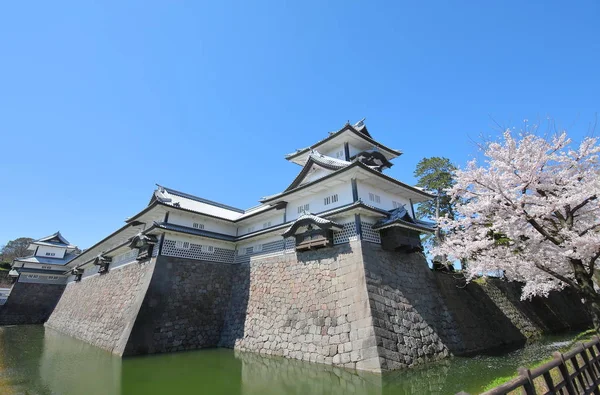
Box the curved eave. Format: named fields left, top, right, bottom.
left=284, top=157, right=347, bottom=192
left=282, top=217, right=343, bottom=238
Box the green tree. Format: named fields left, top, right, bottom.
left=414, top=157, right=457, bottom=221
left=0, top=237, right=34, bottom=263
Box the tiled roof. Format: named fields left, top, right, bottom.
left=372, top=207, right=435, bottom=233
left=13, top=253, right=78, bottom=266
left=309, top=152, right=351, bottom=169
left=152, top=222, right=237, bottom=242
left=33, top=231, right=76, bottom=249
left=282, top=213, right=343, bottom=238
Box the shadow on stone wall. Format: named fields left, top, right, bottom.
left=0, top=283, right=66, bottom=325
left=433, top=273, right=592, bottom=356
left=219, top=263, right=250, bottom=347
left=432, top=273, right=529, bottom=355
left=124, top=256, right=236, bottom=355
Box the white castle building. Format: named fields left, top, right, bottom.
left=10, top=232, right=78, bottom=284
left=66, top=119, right=435, bottom=279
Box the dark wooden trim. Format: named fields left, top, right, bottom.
left=351, top=178, right=358, bottom=202
left=355, top=214, right=362, bottom=240
left=164, top=211, right=169, bottom=223
left=344, top=142, right=350, bottom=161
left=409, top=199, right=416, bottom=219
left=157, top=233, right=165, bottom=256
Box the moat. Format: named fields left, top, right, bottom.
left=0, top=325, right=582, bottom=395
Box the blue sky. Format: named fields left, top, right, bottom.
left=1, top=1, right=599, bottom=249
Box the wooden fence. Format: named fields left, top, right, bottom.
left=458, top=336, right=600, bottom=395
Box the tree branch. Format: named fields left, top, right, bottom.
left=534, top=262, right=577, bottom=288
left=572, top=195, right=597, bottom=214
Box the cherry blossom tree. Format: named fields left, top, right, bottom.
left=433, top=129, right=600, bottom=329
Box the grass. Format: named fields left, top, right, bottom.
left=482, top=329, right=598, bottom=393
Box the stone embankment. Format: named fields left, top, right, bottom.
left=44, top=239, right=591, bottom=372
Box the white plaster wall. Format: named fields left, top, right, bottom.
left=300, top=167, right=334, bottom=186
left=348, top=143, right=363, bottom=157
left=237, top=211, right=285, bottom=236
left=22, top=262, right=66, bottom=271
left=285, top=182, right=353, bottom=222
left=162, top=233, right=232, bottom=251
left=356, top=181, right=413, bottom=214
left=35, top=245, right=66, bottom=259
left=324, top=146, right=346, bottom=159
left=168, top=212, right=237, bottom=236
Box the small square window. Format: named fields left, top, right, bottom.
left=175, top=241, right=190, bottom=250
left=193, top=222, right=205, bottom=230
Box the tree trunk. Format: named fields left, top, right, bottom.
left=572, top=258, right=600, bottom=333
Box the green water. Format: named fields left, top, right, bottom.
left=0, top=325, right=579, bottom=395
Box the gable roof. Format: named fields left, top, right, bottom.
left=282, top=213, right=343, bottom=238
left=33, top=231, right=75, bottom=248
left=284, top=152, right=352, bottom=192
left=285, top=122, right=401, bottom=163
left=372, top=207, right=436, bottom=233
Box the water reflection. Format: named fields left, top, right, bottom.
left=40, top=328, right=122, bottom=395
left=0, top=326, right=586, bottom=395
left=236, top=350, right=383, bottom=395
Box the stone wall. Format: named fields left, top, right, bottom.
left=42, top=238, right=592, bottom=372
left=45, top=260, right=155, bottom=355
left=434, top=273, right=591, bottom=355
left=0, top=282, right=66, bottom=325
left=360, top=243, right=450, bottom=370
left=123, top=256, right=235, bottom=355
left=221, top=241, right=383, bottom=371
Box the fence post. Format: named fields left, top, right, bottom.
left=517, top=367, right=537, bottom=395
left=554, top=351, right=577, bottom=395
left=579, top=342, right=600, bottom=395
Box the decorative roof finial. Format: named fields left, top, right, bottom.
left=354, top=118, right=366, bottom=128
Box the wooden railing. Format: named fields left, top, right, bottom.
left=458, top=336, right=600, bottom=395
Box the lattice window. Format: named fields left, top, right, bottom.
left=262, top=239, right=284, bottom=255
left=162, top=239, right=235, bottom=263
left=193, top=222, right=205, bottom=230
left=333, top=222, right=357, bottom=244
left=234, top=239, right=286, bottom=263
left=263, top=221, right=271, bottom=229
left=361, top=222, right=382, bottom=244
left=285, top=237, right=295, bottom=253
left=201, top=245, right=215, bottom=253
